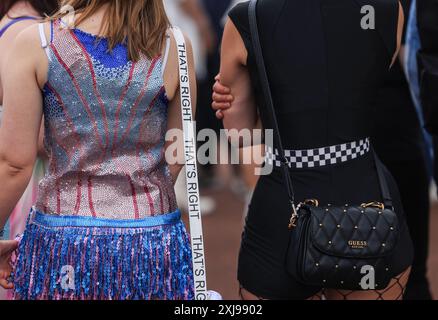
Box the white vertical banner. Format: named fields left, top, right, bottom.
left=172, top=27, right=209, bottom=300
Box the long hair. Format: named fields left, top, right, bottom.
left=53, top=0, right=170, bottom=61
left=0, top=0, right=59, bottom=19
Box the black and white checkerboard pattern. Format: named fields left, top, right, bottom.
left=265, top=138, right=371, bottom=169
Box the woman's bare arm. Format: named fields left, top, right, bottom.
left=0, top=19, right=48, bottom=159
left=0, top=18, right=38, bottom=103
left=0, top=26, right=45, bottom=228
left=391, top=1, right=405, bottom=67
left=220, top=19, right=259, bottom=138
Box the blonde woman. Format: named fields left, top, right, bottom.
left=0, top=0, right=196, bottom=300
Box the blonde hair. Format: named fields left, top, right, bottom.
left=53, top=0, right=170, bottom=61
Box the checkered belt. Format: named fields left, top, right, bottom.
left=265, top=138, right=371, bottom=169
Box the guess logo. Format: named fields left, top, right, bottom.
left=348, top=240, right=367, bottom=249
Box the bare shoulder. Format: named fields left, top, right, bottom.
left=163, top=29, right=194, bottom=71
left=0, top=18, right=36, bottom=44
left=11, top=23, right=49, bottom=88
left=163, top=29, right=195, bottom=101
left=222, top=18, right=247, bottom=67
left=171, top=29, right=194, bottom=54
left=15, top=23, right=41, bottom=48
left=10, top=23, right=46, bottom=64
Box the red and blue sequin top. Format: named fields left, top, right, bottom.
left=37, top=21, right=177, bottom=219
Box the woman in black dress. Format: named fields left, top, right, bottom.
left=214, top=0, right=413, bottom=300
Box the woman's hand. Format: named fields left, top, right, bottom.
left=212, top=75, right=234, bottom=120
left=0, top=240, right=19, bottom=289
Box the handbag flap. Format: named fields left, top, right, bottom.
left=308, top=205, right=400, bottom=258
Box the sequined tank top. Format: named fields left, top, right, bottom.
left=36, top=21, right=177, bottom=219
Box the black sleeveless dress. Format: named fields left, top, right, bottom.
left=229, top=0, right=414, bottom=299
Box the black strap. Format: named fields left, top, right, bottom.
left=247, top=0, right=393, bottom=209
left=248, top=0, right=296, bottom=209
left=373, top=151, right=393, bottom=208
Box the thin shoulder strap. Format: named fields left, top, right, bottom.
left=373, top=151, right=393, bottom=208
left=171, top=27, right=209, bottom=300
left=38, top=23, right=52, bottom=61
left=38, top=23, right=48, bottom=47
left=0, top=16, right=38, bottom=38
left=248, top=0, right=297, bottom=212
left=0, top=20, right=17, bottom=38
left=161, top=33, right=171, bottom=77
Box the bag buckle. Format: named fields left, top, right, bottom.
left=288, top=204, right=299, bottom=230
left=288, top=199, right=319, bottom=229
left=303, top=199, right=319, bottom=207
left=360, top=202, right=385, bottom=211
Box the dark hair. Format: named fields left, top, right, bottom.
left=0, top=0, right=59, bottom=19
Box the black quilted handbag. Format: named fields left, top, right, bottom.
left=248, top=0, right=401, bottom=290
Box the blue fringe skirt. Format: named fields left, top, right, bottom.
left=12, top=208, right=194, bottom=300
